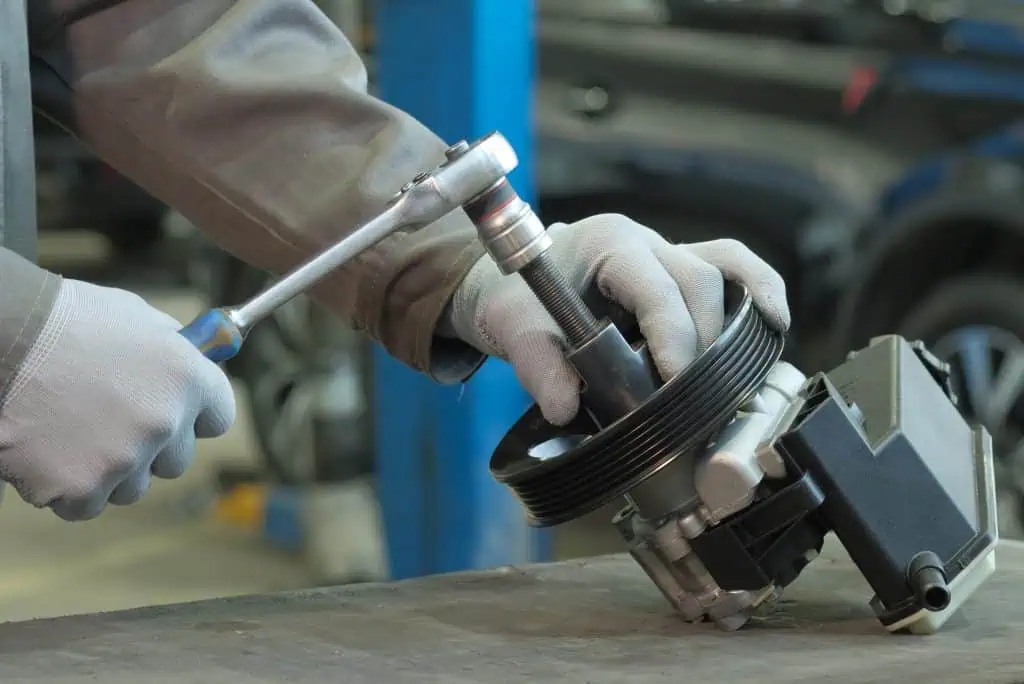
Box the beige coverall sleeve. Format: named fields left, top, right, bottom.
left=34, top=0, right=487, bottom=382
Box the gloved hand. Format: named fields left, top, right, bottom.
left=0, top=279, right=236, bottom=520
left=448, top=214, right=790, bottom=426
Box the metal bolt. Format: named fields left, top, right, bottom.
left=396, top=170, right=433, bottom=197
left=676, top=512, right=707, bottom=539
left=518, top=252, right=602, bottom=347
left=445, top=140, right=470, bottom=160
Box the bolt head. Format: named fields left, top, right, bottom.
left=445, top=140, right=470, bottom=160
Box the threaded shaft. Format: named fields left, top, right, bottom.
left=520, top=253, right=602, bottom=347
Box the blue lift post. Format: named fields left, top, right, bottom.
left=373, top=0, right=548, bottom=579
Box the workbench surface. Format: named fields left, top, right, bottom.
left=2, top=538, right=1021, bottom=683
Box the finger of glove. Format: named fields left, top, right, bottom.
left=595, top=247, right=699, bottom=381
left=655, top=247, right=726, bottom=354
left=503, top=327, right=581, bottom=426
left=51, top=491, right=110, bottom=522
left=108, top=462, right=154, bottom=506
left=192, top=358, right=237, bottom=439
left=684, top=239, right=790, bottom=330
left=48, top=454, right=135, bottom=521
left=150, top=427, right=197, bottom=480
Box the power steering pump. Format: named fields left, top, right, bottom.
left=461, top=181, right=998, bottom=634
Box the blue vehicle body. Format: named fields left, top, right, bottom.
left=880, top=124, right=1024, bottom=217
left=875, top=17, right=1024, bottom=216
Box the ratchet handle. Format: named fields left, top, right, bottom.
left=179, top=308, right=244, bottom=363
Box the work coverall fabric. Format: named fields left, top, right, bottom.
left=0, top=0, right=486, bottom=398
left=0, top=0, right=59, bottom=398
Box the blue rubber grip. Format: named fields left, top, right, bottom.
left=179, top=308, right=244, bottom=363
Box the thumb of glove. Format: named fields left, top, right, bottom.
left=448, top=255, right=584, bottom=426
left=501, top=327, right=582, bottom=427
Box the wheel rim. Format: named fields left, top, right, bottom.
left=931, top=325, right=1024, bottom=497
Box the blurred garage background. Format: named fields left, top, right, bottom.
left=6, top=0, right=1024, bottom=622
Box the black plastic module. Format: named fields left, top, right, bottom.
left=688, top=466, right=826, bottom=593
left=687, top=336, right=997, bottom=629
left=776, top=338, right=996, bottom=627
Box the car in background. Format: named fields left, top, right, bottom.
left=533, top=0, right=903, bottom=366
left=533, top=0, right=1024, bottom=364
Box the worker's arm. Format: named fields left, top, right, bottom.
left=27, top=0, right=486, bottom=382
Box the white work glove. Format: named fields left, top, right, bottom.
left=449, top=214, right=790, bottom=426
left=0, top=279, right=236, bottom=521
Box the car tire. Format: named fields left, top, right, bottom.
left=898, top=274, right=1024, bottom=346
left=166, top=210, right=374, bottom=487
left=232, top=270, right=372, bottom=487
left=894, top=272, right=1024, bottom=527
left=179, top=218, right=373, bottom=487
